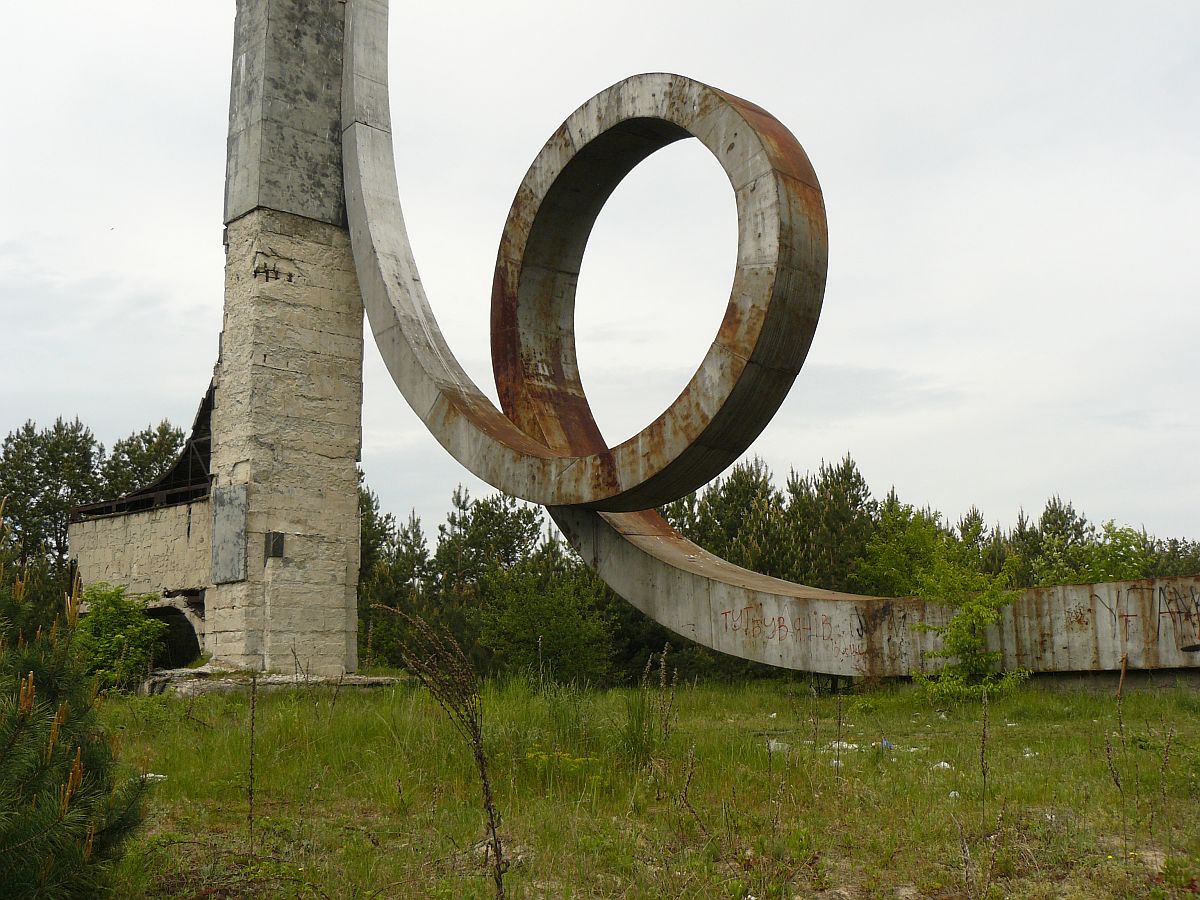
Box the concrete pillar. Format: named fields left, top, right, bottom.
left=206, top=0, right=362, bottom=676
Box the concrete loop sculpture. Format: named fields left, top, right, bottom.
left=345, top=27, right=825, bottom=510
left=342, top=0, right=887, bottom=674
left=490, top=75, right=828, bottom=512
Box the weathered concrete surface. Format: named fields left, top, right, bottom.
left=490, top=75, right=827, bottom=512
left=201, top=0, right=364, bottom=677
left=69, top=499, right=211, bottom=597
left=211, top=484, right=249, bottom=584
left=549, top=507, right=923, bottom=676
left=205, top=208, right=362, bottom=677
left=142, top=664, right=403, bottom=697
left=1001, top=577, right=1200, bottom=672
left=558, top=505, right=1200, bottom=676
left=225, top=0, right=347, bottom=227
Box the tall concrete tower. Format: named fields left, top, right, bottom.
left=70, top=0, right=362, bottom=676
left=208, top=0, right=362, bottom=675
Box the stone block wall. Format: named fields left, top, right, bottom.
left=205, top=207, right=363, bottom=676
left=68, top=500, right=211, bottom=597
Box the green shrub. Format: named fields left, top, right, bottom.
left=476, top=565, right=614, bottom=684
left=0, top=504, right=148, bottom=894
left=77, top=584, right=167, bottom=692
left=913, top=555, right=1029, bottom=703
left=854, top=500, right=1028, bottom=703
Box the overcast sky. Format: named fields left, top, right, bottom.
left=2, top=1, right=1197, bottom=542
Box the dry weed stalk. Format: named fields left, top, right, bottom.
left=1161, top=724, right=1176, bottom=856
left=1112, top=658, right=1144, bottom=812
left=980, top=688, right=990, bottom=822
left=952, top=812, right=976, bottom=898
left=248, top=672, right=258, bottom=855
left=807, top=688, right=820, bottom=758
left=290, top=644, right=311, bottom=686
left=768, top=753, right=787, bottom=842
left=1104, top=732, right=1128, bottom=864
left=1151, top=717, right=1175, bottom=852
left=953, top=806, right=1003, bottom=900
left=330, top=671, right=345, bottom=712
left=375, top=606, right=505, bottom=898
left=183, top=681, right=211, bottom=729
left=834, top=693, right=845, bottom=780
left=657, top=643, right=675, bottom=742
left=677, top=742, right=709, bottom=837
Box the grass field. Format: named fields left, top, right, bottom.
left=102, top=672, right=1200, bottom=899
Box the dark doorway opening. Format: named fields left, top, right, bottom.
left=146, top=606, right=202, bottom=669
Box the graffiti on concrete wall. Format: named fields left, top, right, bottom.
left=711, top=577, right=1200, bottom=677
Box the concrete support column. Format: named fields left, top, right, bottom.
left=206, top=0, right=362, bottom=676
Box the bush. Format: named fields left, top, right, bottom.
left=0, top=503, right=148, bottom=894
left=77, top=584, right=167, bottom=692
left=476, top=565, right=614, bottom=684
left=913, top=554, right=1030, bottom=703
left=853, top=500, right=1028, bottom=703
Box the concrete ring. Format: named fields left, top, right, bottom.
left=343, top=2, right=825, bottom=509
left=491, top=73, right=829, bottom=511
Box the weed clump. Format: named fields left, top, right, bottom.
left=619, top=643, right=675, bottom=769
left=380, top=606, right=507, bottom=897
left=76, top=583, right=167, bottom=693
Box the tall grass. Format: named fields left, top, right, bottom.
left=103, top=677, right=1200, bottom=898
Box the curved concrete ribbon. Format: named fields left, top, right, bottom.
left=341, top=0, right=1200, bottom=678
left=339, top=0, right=937, bottom=676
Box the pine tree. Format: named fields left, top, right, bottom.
left=784, top=453, right=877, bottom=590
left=690, top=457, right=789, bottom=575
left=0, top=500, right=147, bottom=894
left=1032, top=496, right=1096, bottom=585
left=660, top=490, right=698, bottom=538
left=1007, top=509, right=1042, bottom=588
left=98, top=420, right=184, bottom=499
left=361, top=507, right=432, bottom=668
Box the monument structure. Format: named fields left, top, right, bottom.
left=69, top=0, right=1200, bottom=679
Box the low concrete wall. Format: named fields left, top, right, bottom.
left=69, top=499, right=211, bottom=596
left=1000, top=578, right=1200, bottom=672
left=563, top=504, right=1200, bottom=678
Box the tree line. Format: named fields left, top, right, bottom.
left=2, top=417, right=1196, bottom=684
left=0, top=418, right=184, bottom=565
